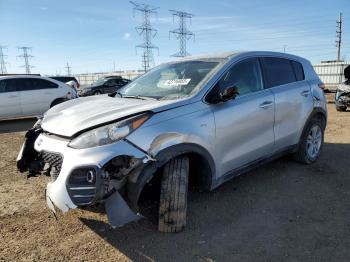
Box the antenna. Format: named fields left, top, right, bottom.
left=130, top=1, right=159, bottom=72
left=17, top=46, right=34, bottom=74
left=169, top=10, right=195, bottom=57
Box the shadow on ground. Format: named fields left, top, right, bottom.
left=80, top=143, right=350, bottom=262
left=0, top=118, right=37, bottom=134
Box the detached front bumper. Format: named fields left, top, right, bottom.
left=32, top=133, right=151, bottom=213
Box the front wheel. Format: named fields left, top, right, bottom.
left=293, top=118, right=325, bottom=164
left=158, top=156, right=189, bottom=233
left=93, top=90, right=102, bottom=95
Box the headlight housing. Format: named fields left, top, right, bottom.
left=68, top=114, right=150, bottom=149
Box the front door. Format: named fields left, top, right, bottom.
left=210, top=57, right=275, bottom=177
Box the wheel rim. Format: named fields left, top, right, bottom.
left=306, top=125, right=322, bottom=159
left=94, top=91, right=101, bottom=95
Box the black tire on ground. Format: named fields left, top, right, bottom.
left=336, top=106, right=347, bottom=112
left=93, top=90, right=102, bottom=95
left=293, top=117, right=325, bottom=164
left=50, top=99, right=64, bottom=108
left=158, top=156, right=189, bottom=233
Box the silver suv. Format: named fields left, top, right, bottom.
left=17, top=51, right=327, bottom=233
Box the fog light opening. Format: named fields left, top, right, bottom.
left=86, top=170, right=95, bottom=183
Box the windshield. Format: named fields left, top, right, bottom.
left=93, top=78, right=107, bottom=85
left=119, top=60, right=220, bottom=100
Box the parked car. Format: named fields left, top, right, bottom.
left=78, top=76, right=130, bottom=96
left=49, top=76, right=80, bottom=90
left=335, top=65, right=350, bottom=111
left=17, top=51, right=327, bottom=233
left=0, top=75, right=77, bottom=120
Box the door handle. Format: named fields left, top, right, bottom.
left=259, top=101, right=273, bottom=109
left=301, top=90, right=310, bottom=97
left=8, top=95, right=18, bottom=98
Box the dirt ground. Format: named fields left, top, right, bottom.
left=1, top=101, right=350, bottom=262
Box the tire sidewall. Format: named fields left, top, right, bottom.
left=301, top=119, right=324, bottom=164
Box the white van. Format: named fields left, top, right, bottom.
left=0, top=75, right=77, bottom=120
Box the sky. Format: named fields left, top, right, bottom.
left=0, top=0, right=349, bottom=75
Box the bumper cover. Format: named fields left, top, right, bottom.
left=33, top=133, right=151, bottom=213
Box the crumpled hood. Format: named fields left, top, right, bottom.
left=41, top=95, right=185, bottom=137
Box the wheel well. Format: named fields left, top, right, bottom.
left=137, top=152, right=213, bottom=208
left=50, top=98, right=64, bottom=108
left=313, top=111, right=327, bottom=128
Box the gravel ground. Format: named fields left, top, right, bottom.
left=0, top=102, right=350, bottom=262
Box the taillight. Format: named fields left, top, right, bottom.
left=77, top=82, right=80, bottom=88
left=318, top=83, right=325, bottom=90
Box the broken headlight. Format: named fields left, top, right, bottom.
left=68, top=114, right=150, bottom=149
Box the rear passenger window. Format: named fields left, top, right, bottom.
left=262, top=57, right=297, bottom=88
left=291, top=61, right=305, bottom=81
left=28, top=79, right=58, bottom=90
left=0, top=79, right=20, bottom=92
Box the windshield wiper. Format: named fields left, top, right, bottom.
left=123, top=95, right=157, bottom=100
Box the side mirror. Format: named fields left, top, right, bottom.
left=219, top=86, right=239, bottom=102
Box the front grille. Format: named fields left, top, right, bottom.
left=41, top=151, right=63, bottom=181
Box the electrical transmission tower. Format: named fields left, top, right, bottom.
left=169, top=10, right=195, bottom=57
left=130, top=1, right=159, bottom=72
left=0, top=46, right=8, bottom=74
left=336, top=12, right=342, bottom=62
left=17, top=47, right=34, bottom=74
left=65, top=62, right=72, bottom=75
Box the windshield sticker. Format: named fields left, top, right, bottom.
left=164, top=79, right=191, bottom=86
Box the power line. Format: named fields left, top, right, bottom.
left=65, top=62, right=72, bottom=75
left=130, top=1, right=159, bottom=72
left=17, top=46, right=34, bottom=74
left=169, top=10, right=195, bottom=57
left=0, top=46, right=8, bottom=74
left=336, top=12, right=342, bottom=61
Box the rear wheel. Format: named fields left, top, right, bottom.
left=158, top=156, right=189, bottom=233
left=294, top=118, right=325, bottom=164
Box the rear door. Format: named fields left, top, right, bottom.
left=0, top=79, right=21, bottom=119
left=210, top=57, right=275, bottom=177
left=19, top=78, right=59, bottom=116
left=261, top=57, right=313, bottom=152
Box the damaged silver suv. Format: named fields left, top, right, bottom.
left=17, top=51, right=327, bottom=233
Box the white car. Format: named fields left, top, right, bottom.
left=0, top=75, right=77, bottom=120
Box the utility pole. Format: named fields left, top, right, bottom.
left=336, top=12, right=342, bottom=62
left=17, top=47, right=34, bottom=74
left=130, top=1, right=159, bottom=72
left=169, top=10, right=195, bottom=57
left=65, top=62, right=72, bottom=75
left=0, top=46, right=8, bottom=74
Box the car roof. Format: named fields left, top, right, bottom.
left=174, top=51, right=309, bottom=64
left=0, top=75, right=45, bottom=80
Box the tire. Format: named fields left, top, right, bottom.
left=50, top=99, right=64, bottom=108
left=93, top=90, right=102, bottom=95
left=158, top=156, right=189, bottom=233
left=336, top=106, right=347, bottom=112
left=293, top=117, right=325, bottom=164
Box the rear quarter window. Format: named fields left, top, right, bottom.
left=291, top=61, right=305, bottom=81
left=262, top=57, right=297, bottom=88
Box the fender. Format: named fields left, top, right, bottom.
left=126, top=143, right=216, bottom=211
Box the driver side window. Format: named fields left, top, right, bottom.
left=218, top=58, right=263, bottom=96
